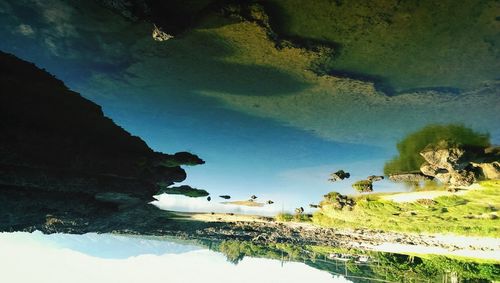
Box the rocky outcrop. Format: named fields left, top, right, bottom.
left=419, top=141, right=499, bottom=187
left=328, top=170, right=350, bottom=182
left=0, top=51, right=204, bottom=232
left=321, top=192, right=355, bottom=210
left=157, top=185, right=209, bottom=197
left=352, top=180, right=373, bottom=192
left=152, top=24, right=174, bottom=41
left=367, top=175, right=384, bottom=182
left=388, top=172, right=433, bottom=183
left=472, top=161, right=500, bottom=180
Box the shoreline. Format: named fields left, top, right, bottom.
left=173, top=211, right=500, bottom=262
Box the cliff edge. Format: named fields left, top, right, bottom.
left=0, top=51, right=203, bottom=233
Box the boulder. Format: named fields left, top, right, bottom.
left=471, top=161, right=500, bottom=180
left=367, top=175, right=384, bottom=182
left=388, top=172, right=433, bottom=183
left=152, top=24, right=174, bottom=41
left=321, top=192, right=355, bottom=210
left=328, top=170, right=350, bottom=182
left=352, top=180, right=373, bottom=192
left=418, top=140, right=499, bottom=186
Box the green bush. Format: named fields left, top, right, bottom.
left=352, top=180, right=373, bottom=192
left=276, top=213, right=293, bottom=222
left=384, top=124, right=490, bottom=175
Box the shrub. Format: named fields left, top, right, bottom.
left=384, top=124, right=490, bottom=175
left=276, top=213, right=293, bottom=222
left=352, top=180, right=373, bottom=192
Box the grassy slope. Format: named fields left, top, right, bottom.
left=313, top=180, right=500, bottom=237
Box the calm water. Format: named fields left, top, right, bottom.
left=0, top=0, right=499, bottom=213
left=2, top=232, right=494, bottom=282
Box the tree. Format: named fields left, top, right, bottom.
left=383, top=124, right=490, bottom=175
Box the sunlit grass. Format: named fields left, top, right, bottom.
left=311, top=180, right=500, bottom=236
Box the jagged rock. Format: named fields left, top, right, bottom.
left=471, top=161, right=500, bottom=180
left=367, top=175, right=384, bottom=182
left=152, top=24, right=174, bottom=41
left=388, top=172, right=433, bottom=183
left=250, top=195, right=257, bottom=199
left=328, top=170, right=350, bottom=182
left=419, top=140, right=499, bottom=186
left=321, top=192, right=355, bottom=210
left=266, top=200, right=274, bottom=204
left=219, top=195, right=231, bottom=199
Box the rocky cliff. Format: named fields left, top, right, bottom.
left=0, top=51, right=204, bottom=233
left=419, top=141, right=500, bottom=187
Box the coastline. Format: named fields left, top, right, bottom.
left=171, top=211, right=500, bottom=262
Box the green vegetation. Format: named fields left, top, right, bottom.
left=156, top=185, right=209, bottom=197
left=352, top=180, right=373, bottom=192
left=370, top=253, right=500, bottom=282
left=313, top=180, right=500, bottom=237
left=207, top=239, right=499, bottom=281
left=384, top=124, right=490, bottom=175
left=276, top=212, right=311, bottom=222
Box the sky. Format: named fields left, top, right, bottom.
left=0, top=0, right=498, bottom=212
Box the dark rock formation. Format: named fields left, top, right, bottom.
left=0, top=51, right=203, bottom=232
left=321, top=192, right=355, bottom=210
left=219, top=195, right=231, bottom=200
left=367, top=175, right=384, bottom=182
left=328, top=170, right=350, bottom=182
left=157, top=185, right=209, bottom=198
left=419, top=141, right=499, bottom=187
left=388, top=172, right=433, bottom=183
left=266, top=200, right=274, bottom=204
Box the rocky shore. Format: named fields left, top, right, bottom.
left=21, top=210, right=498, bottom=261
left=185, top=213, right=499, bottom=259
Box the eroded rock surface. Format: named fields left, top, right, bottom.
left=419, top=141, right=499, bottom=187
left=0, top=51, right=203, bottom=232
left=328, top=170, right=350, bottom=182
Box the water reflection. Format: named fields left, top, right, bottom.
left=1, top=232, right=497, bottom=282
left=0, top=232, right=349, bottom=283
